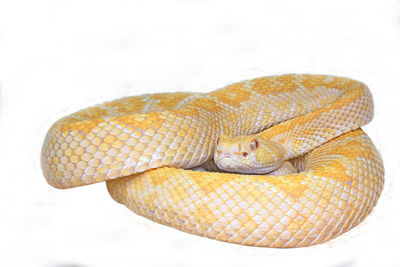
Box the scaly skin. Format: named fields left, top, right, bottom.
left=41, top=74, right=384, bottom=247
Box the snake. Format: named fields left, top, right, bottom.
left=41, top=74, right=384, bottom=248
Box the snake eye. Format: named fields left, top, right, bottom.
left=243, top=152, right=248, bottom=157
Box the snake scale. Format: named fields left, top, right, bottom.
left=41, top=74, right=384, bottom=247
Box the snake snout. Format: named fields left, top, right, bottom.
left=215, top=135, right=245, bottom=160
left=214, top=135, right=259, bottom=173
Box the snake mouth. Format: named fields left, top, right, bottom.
left=215, top=156, right=253, bottom=173
left=216, top=156, right=283, bottom=174
left=221, top=156, right=248, bottom=166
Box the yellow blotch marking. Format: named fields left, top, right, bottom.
left=104, top=135, right=115, bottom=144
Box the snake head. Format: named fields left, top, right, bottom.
left=214, top=134, right=286, bottom=174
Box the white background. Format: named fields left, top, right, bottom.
left=1, top=0, right=399, bottom=266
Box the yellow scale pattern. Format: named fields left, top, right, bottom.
left=41, top=74, right=384, bottom=247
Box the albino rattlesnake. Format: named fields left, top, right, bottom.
left=41, top=74, right=384, bottom=247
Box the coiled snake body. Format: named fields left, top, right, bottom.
left=41, top=74, right=384, bottom=247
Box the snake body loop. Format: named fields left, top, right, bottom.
left=41, top=74, right=384, bottom=247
